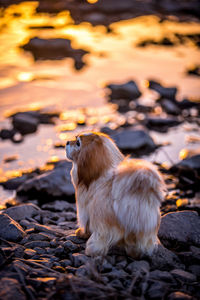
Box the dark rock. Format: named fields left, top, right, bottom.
left=4, top=204, right=41, bottom=221
left=22, top=37, right=88, bottom=70
left=186, top=65, right=200, bottom=77
left=24, top=248, right=36, bottom=258
left=148, top=80, right=177, bottom=100
left=188, top=265, right=200, bottom=277
left=17, top=161, right=75, bottom=201
left=110, top=279, right=124, bottom=290
left=0, top=277, right=26, bottom=300
left=63, top=240, right=80, bottom=253
left=150, top=244, right=182, bottom=270
left=3, top=155, right=18, bottom=163
left=0, top=213, right=25, bottom=242
left=26, top=233, right=50, bottom=242
left=66, top=233, right=85, bottom=244
left=146, top=281, right=168, bottom=300
left=126, top=260, right=149, bottom=274
left=159, top=99, right=181, bottom=115
left=170, top=269, right=197, bottom=283
left=25, top=241, right=50, bottom=248
left=0, top=174, right=28, bottom=190
left=34, top=247, right=46, bottom=255
left=112, top=129, right=157, bottom=155
left=158, top=211, right=200, bottom=249
left=12, top=113, right=39, bottom=135
left=170, top=155, right=200, bottom=191
left=42, top=200, right=75, bottom=212
left=149, top=270, right=174, bottom=283
left=0, top=128, right=15, bottom=140
left=178, top=98, right=200, bottom=110
left=167, top=291, right=192, bottom=300
left=60, top=259, right=72, bottom=268
left=106, top=80, right=141, bottom=101
left=71, top=253, right=89, bottom=268
left=76, top=265, right=89, bottom=277
left=145, top=117, right=181, bottom=132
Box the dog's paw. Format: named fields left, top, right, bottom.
left=75, top=227, right=90, bottom=239
left=85, top=240, right=107, bottom=257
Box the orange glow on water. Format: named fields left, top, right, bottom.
left=87, top=0, right=99, bottom=3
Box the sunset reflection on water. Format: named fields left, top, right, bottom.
left=0, top=1, right=200, bottom=204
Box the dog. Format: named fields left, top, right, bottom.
left=66, top=132, right=165, bottom=258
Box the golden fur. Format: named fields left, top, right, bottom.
left=66, top=132, right=165, bottom=257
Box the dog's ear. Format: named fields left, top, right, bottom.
left=77, top=136, right=111, bottom=188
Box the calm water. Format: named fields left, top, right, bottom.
left=0, top=2, right=200, bottom=203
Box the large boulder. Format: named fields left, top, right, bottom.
left=112, top=130, right=157, bottom=156
left=17, top=161, right=75, bottom=202
left=0, top=213, right=25, bottom=242
left=158, top=211, right=200, bottom=250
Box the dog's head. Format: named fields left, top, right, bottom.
left=66, top=132, right=123, bottom=187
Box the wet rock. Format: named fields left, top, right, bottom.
left=4, top=203, right=41, bottom=221
left=145, top=117, right=181, bottom=132
left=0, top=277, right=26, bottom=300
left=150, top=244, right=182, bottom=270
left=126, top=260, right=149, bottom=275
left=0, top=213, right=25, bottom=242
left=159, top=98, right=181, bottom=115
left=12, top=113, right=39, bottom=135
left=186, top=65, right=200, bottom=77
left=17, top=161, right=75, bottom=202
left=0, top=174, right=29, bottom=190
left=167, top=291, right=192, bottom=300
left=170, top=155, right=200, bottom=191
left=170, top=269, right=197, bottom=283
left=158, top=211, right=200, bottom=250
left=106, top=80, right=141, bottom=101
left=148, top=80, right=177, bottom=100
left=22, top=37, right=88, bottom=70
left=112, top=129, right=157, bottom=155
left=0, top=128, right=15, bottom=140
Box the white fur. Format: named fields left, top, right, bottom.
left=66, top=132, right=165, bottom=258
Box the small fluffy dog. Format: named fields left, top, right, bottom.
left=66, top=132, right=165, bottom=258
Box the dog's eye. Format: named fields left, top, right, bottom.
left=76, top=139, right=80, bottom=147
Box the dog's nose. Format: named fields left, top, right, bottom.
left=66, top=141, right=70, bottom=146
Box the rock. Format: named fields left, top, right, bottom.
left=0, top=128, right=15, bottom=140
left=24, top=248, right=37, bottom=258
left=145, top=117, right=181, bottom=132
left=60, top=259, right=72, bottom=268
left=178, top=98, right=200, bottom=110
left=0, top=277, right=26, bottom=300
left=0, top=213, right=25, bottom=242
left=42, top=200, right=75, bottom=212
left=159, top=99, right=181, bottom=115
left=12, top=113, right=39, bottom=135
left=17, top=161, right=75, bottom=201
left=63, top=240, right=80, bottom=253
left=148, top=80, right=177, bottom=100
left=149, top=270, right=174, bottom=283
left=25, top=241, right=50, bottom=248
left=22, top=37, right=88, bottom=70
left=150, top=244, right=182, bottom=270
left=158, top=211, right=200, bottom=249
left=146, top=281, right=168, bottom=300
left=126, top=260, right=149, bottom=275
left=112, top=130, right=157, bottom=155
left=66, top=233, right=86, bottom=244
left=188, top=264, right=200, bottom=277
left=71, top=253, right=89, bottom=268
left=106, top=80, right=141, bottom=101
left=0, top=175, right=29, bottom=190
left=167, top=291, right=192, bottom=300
left=186, top=65, right=200, bottom=77
left=170, top=155, right=200, bottom=191
left=4, top=204, right=41, bottom=221
left=170, top=269, right=197, bottom=283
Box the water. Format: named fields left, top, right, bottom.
left=0, top=2, right=200, bottom=204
